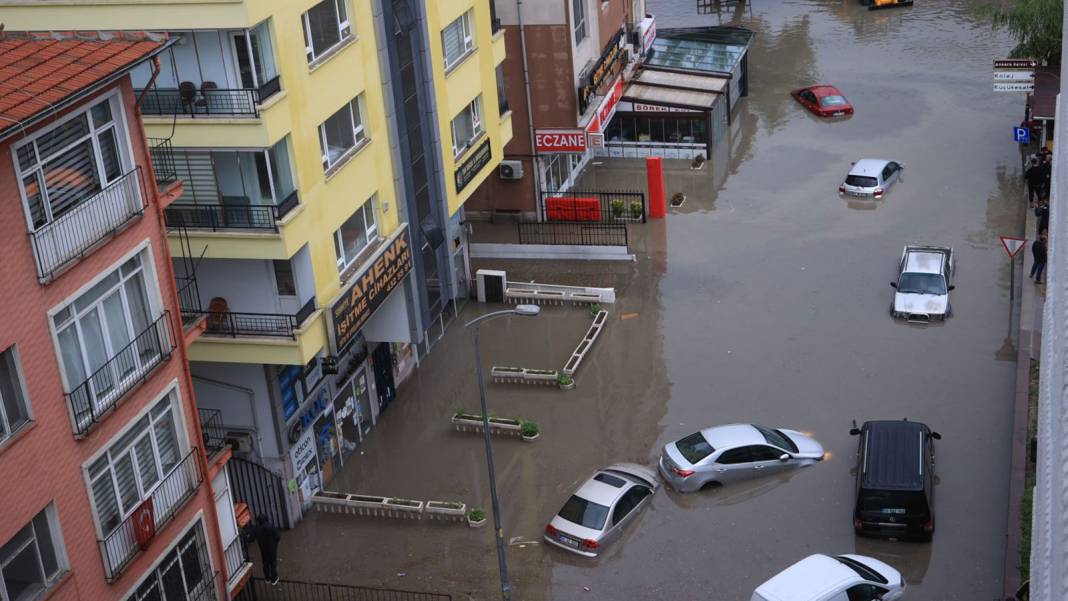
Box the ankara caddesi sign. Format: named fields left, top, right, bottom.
left=331, top=224, right=413, bottom=350
left=535, top=129, right=587, bottom=153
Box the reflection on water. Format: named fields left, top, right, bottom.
left=853, top=535, right=932, bottom=585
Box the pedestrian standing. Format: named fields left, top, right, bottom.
left=1040, top=154, right=1053, bottom=200
left=248, top=514, right=281, bottom=585
left=1031, top=233, right=1047, bottom=284
left=1025, top=158, right=1044, bottom=205
left=1035, top=200, right=1049, bottom=236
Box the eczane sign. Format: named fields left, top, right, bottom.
left=535, top=129, right=587, bottom=153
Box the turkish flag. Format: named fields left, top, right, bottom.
left=132, top=498, right=156, bottom=549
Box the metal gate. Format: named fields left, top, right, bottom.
left=228, top=457, right=290, bottom=529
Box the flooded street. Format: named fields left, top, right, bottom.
left=281, top=1, right=1025, bottom=599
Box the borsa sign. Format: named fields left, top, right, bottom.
left=535, top=129, right=587, bottom=154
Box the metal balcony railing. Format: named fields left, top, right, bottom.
left=224, top=537, right=249, bottom=586
left=163, top=190, right=300, bottom=232
left=29, top=167, right=144, bottom=282
left=137, top=87, right=259, bottom=117
left=99, top=448, right=202, bottom=581
left=67, top=312, right=175, bottom=437
left=196, top=297, right=316, bottom=339
left=147, top=137, right=178, bottom=186
left=199, top=408, right=226, bottom=456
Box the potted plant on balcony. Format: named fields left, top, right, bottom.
left=520, top=420, right=540, bottom=442
left=610, top=198, right=626, bottom=218
left=629, top=200, right=645, bottom=220
left=557, top=373, right=575, bottom=391
left=467, top=507, right=487, bottom=528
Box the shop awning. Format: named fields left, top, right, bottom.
left=623, top=83, right=719, bottom=111
left=1033, top=66, right=1059, bottom=121
left=633, top=68, right=728, bottom=93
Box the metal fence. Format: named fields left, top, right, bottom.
left=517, top=222, right=629, bottom=247
left=195, top=297, right=315, bottom=339
left=147, top=137, right=178, bottom=185
left=228, top=457, right=290, bottom=530
left=29, top=167, right=145, bottom=282
left=100, top=448, right=202, bottom=581
left=68, top=312, right=174, bottom=437
left=540, top=190, right=646, bottom=223
left=236, top=578, right=451, bottom=601
left=163, top=193, right=299, bottom=232
left=137, top=87, right=260, bottom=117
left=199, top=408, right=226, bottom=456
left=224, top=537, right=249, bottom=586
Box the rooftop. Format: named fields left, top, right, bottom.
left=645, top=26, right=755, bottom=74
left=0, top=31, right=169, bottom=141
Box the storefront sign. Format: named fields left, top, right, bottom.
left=454, top=139, right=493, bottom=192
left=578, top=29, right=627, bottom=114
left=535, top=129, right=587, bottom=153
left=278, top=364, right=303, bottom=422
left=331, top=225, right=413, bottom=350
left=640, top=15, right=657, bottom=54
left=290, top=428, right=317, bottom=474
left=619, top=101, right=700, bottom=114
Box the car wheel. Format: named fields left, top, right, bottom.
left=700, top=480, right=722, bottom=491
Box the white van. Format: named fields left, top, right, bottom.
left=752, top=554, right=906, bottom=601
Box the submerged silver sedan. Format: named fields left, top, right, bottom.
left=659, top=424, right=825, bottom=492
left=543, top=463, right=658, bottom=557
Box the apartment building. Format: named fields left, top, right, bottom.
left=0, top=32, right=248, bottom=601
left=0, top=0, right=509, bottom=524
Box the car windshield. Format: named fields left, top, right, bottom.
left=858, top=490, right=929, bottom=515
left=755, top=425, right=799, bottom=453
left=846, top=175, right=878, bottom=188
left=898, top=272, right=947, bottom=295
left=835, top=556, right=889, bottom=584
left=820, top=95, right=848, bottom=107
left=675, top=432, right=715, bottom=464
left=558, top=495, right=610, bottom=530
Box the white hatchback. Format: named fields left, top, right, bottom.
left=839, top=159, right=904, bottom=199
left=752, top=554, right=906, bottom=601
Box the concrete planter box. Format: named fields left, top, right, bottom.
left=524, top=369, right=559, bottom=382
left=491, top=366, right=560, bottom=385
left=468, top=515, right=487, bottom=528
left=425, top=501, right=467, bottom=521
left=563, top=310, right=608, bottom=377
left=452, top=414, right=523, bottom=436
left=312, top=492, right=426, bottom=519
left=385, top=498, right=425, bottom=514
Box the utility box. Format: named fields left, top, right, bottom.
left=476, top=269, right=506, bottom=303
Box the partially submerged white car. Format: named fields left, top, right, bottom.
left=751, top=553, right=906, bottom=601
left=890, top=245, right=955, bottom=323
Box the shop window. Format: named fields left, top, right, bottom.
left=302, top=0, right=352, bottom=63
left=0, top=346, right=32, bottom=444
left=649, top=118, right=665, bottom=143
left=319, top=95, right=366, bottom=171
left=442, top=10, right=474, bottom=71
left=692, top=119, right=707, bottom=143
left=333, top=196, right=378, bottom=275
left=0, top=504, right=67, bottom=601
left=621, top=117, right=637, bottom=141
left=637, top=118, right=651, bottom=142
left=450, top=97, right=484, bottom=157
left=604, top=117, right=622, bottom=141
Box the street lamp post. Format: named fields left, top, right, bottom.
left=464, top=304, right=541, bottom=601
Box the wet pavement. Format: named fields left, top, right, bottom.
left=278, top=1, right=1027, bottom=599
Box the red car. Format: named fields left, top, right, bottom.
left=791, top=85, right=854, bottom=118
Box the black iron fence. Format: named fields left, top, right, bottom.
left=224, top=537, right=249, bottom=586
left=164, top=193, right=299, bottom=232
left=147, top=137, right=178, bottom=185
left=137, top=86, right=261, bottom=117
left=540, top=190, right=646, bottom=223
left=195, top=296, right=315, bottom=339
left=517, top=222, right=629, bottom=247
left=68, top=312, right=174, bottom=437
left=29, top=167, right=145, bottom=282
left=236, top=578, right=452, bottom=601
left=100, top=448, right=202, bottom=581
left=177, top=275, right=203, bottom=326
left=199, top=408, right=226, bottom=456
left=228, top=457, right=290, bottom=530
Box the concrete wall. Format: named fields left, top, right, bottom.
left=494, top=0, right=565, bottom=25
left=191, top=362, right=281, bottom=461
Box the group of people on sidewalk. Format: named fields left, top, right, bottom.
left=1025, top=149, right=1051, bottom=285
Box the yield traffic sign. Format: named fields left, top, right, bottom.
left=1000, top=235, right=1028, bottom=258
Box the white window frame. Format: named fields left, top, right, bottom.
left=302, top=0, right=353, bottom=64
left=442, top=10, right=475, bottom=71
left=122, top=519, right=212, bottom=601
left=0, top=345, right=33, bottom=445
left=84, top=386, right=189, bottom=539
left=319, top=95, right=367, bottom=172
left=334, top=197, right=379, bottom=274
left=11, top=92, right=135, bottom=233
left=573, top=0, right=587, bottom=44
left=451, top=96, right=485, bottom=158
left=0, top=503, right=69, bottom=601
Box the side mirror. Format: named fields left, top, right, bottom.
left=779, top=454, right=790, bottom=462
left=849, top=428, right=861, bottom=436
left=930, top=431, right=942, bottom=440
left=947, top=285, right=955, bottom=291
left=890, top=281, right=897, bottom=288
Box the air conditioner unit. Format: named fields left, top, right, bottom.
left=499, top=160, right=524, bottom=180
left=224, top=431, right=255, bottom=455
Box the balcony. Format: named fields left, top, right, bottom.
left=156, top=144, right=298, bottom=233
left=67, top=312, right=175, bottom=437
left=29, top=168, right=144, bottom=282
left=147, top=138, right=178, bottom=186
left=99, top=447, right=203, bottom=582
left=199, top=407, right=226, bottom=458
left=138, top=81, right=280, bottom=118
left=189, top=297, right=317, bottom=339
left=224, top=537, right=252, bottom=593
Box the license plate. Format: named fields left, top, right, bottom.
left=881, top=508, right=906, bottom=514
left=847, top=191, right=867, bottom=197
left=833, top=111, right=845, bottom=116
left=558, top=535, right=579, bottom=548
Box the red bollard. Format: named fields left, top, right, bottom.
left=646, top=156, right=666, bottom=219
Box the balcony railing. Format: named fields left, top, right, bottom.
left=68, top=312, right=175, bottom=437
left=99, top=447, right=203, bottom=581
left=137, top=86, right=259, bottom=117
left=196, top=297, right=316, bottom=339
left=29, top=168, right=144, bottom=282
left=224, top=537, right=249, bottom=586
left=199, top=408, right=226, bottom=456
left=164, top=190, right=300, bottom=233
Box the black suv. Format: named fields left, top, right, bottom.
left=849, top=419, right=941, bottom=541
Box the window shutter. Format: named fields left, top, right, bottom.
left=443, top=21, right=461, bottom=66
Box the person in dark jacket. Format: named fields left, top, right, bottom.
left=247, top=514, right=281, bottom=585
left=1031, top=233, right=1047, bottom=284
left=1035, top=201, right=1050, bottom=235
left=1040, top=154, right=1053, bottom=200
left=1026, top=158, right=1045, bottom=205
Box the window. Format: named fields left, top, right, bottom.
left=716, top=447, right=751, bottom=465
left=592, top=473, right=626, bottom=488
left=450, top=97, right=484, bottom=157
left=53, top=252, right=160, bottom=428
left=749, top=446, right=784, bottom=462
left=846, top=584, right=889, bottom=601
left=675, top=432, right=714, bottom=464
left=0, top=504, right=67, bottom=601
left=755, top=425, right=798, bottom=453
left=572, top=0, right=587, bottom=43
left=302, top=0, right=351, bottom=63
left=495, top=65, right=509, bottom=115
left=273, top=260, right=296, bottom=296
left=15, top=96, right=130, bottom=231
left=333, top=197, right=378, bottom=274
left=0, top=347, right=31, bottom=444
left=319, top=96, right=366, bottom=171
left=611, top=487, right=650, bottom=525
left=126, top=524, right=211, bottom=601
left=87, top=393, right=183, bottom=537
left=557, top=495, right=609, bottom=530
left=442, top=10, right=474, bottom=70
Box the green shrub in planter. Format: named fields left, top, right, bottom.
left=468, top=507, right=486, bottom=522
left=630, top=200, right=644, bottom=218
left=610, top=198, right=625, bottom=217
left=520, top=421, right=539, bottom=437
left=589, top=303, right=602, bottom=316
left=557, top=373, right=574, bottom=386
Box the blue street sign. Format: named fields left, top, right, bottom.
left=1014, top=126, right=1031, bottom=144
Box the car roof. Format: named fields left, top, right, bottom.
left=849, top=159, right=892, bottom=176
left=700, top=423, right=763, bottom=449
left=860, top=420, right=929, bottom=491
left=574, top=470, right=639, bottom=506
left=755, top=554, right=857, bottom=600
left=808, top=85, right=841, bottom=96
left=903, top=248, right=945, bottom=274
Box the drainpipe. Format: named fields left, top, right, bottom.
left=135, top=56, right=162, bottom=107
left=517, top=0, right=542, bottom=219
